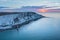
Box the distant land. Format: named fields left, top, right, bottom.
left=0, top=6, right=60, bottom=13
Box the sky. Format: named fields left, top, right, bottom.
left=0, top=0, right=60, bottom=8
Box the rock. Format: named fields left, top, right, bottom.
left=0, top=12, right=44, bottom=31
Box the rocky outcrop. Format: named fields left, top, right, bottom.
left=0, top=12, right=44, bottom=32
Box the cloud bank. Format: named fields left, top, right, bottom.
left=0, top=0, right=60, bottom=8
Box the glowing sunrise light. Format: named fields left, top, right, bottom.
left=37, top=9, right=48, bottom=13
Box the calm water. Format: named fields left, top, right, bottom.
left=0, top=13, right=60, bottom=40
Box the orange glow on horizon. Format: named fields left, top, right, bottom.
left=37, top=9, right=48, bottom=13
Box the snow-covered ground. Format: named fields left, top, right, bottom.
left=0, top=12, right=44, bottom=30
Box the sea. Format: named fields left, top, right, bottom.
left=0, top=13, right=60, bottom=40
